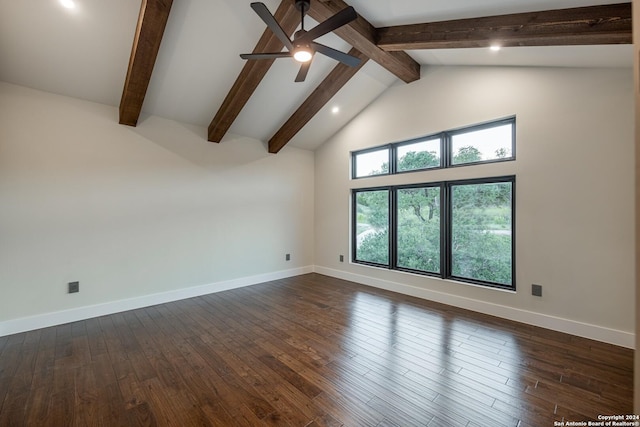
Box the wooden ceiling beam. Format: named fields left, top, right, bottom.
left=268, top=49, right=369, bottom=153
left=376, top=3, right=632, bottom=51
left=307, top=0, right=420, bottom=83
left=207, top=1, right=299, bottom=143
left=119, top=0, right=173, bottom=127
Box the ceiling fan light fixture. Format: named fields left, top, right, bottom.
left=293, top=47, right=313, bottom=63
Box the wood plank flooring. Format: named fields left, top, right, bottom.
left=0, top=273, right=633, bottom=426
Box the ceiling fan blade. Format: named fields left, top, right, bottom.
left=294, top=58, right=313, bottom=83
left=311, top=42, right=361, bottom=67
left=250, top=2, right=293, bottom=51
left=299, top=6, right=357, bottom=42
left=240, top=52, right=292, bottom=60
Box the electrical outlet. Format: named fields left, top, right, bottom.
left=285, top=253, right=290, bottom=261
left=68, top=281, right=79, bottom=294
left=531, top=284, right=542, bottom=297
left=339, top=255, right=344, bottom=262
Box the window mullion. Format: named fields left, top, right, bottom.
left=390, top=145, right=397, bottom=174
left=442, top=182, right=451, bottom=279
left=390, top=187, right=397, bottom=269
left=443, top=132, right=451, bottom=168
left=351, top=190, right=357, bottom=264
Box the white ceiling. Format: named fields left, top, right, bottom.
left=0, top=0, right=632, bottom=151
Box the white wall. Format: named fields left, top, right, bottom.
left=315, top=65, right=634, bottom=347
left=1, top=66, right=634, bottom=348
left=0, top=82, right=314, bottom=332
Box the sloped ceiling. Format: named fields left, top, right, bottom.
left=0, top=0, right=632, bottom=151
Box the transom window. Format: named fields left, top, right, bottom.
left=352, top=117, right=515, bottom=178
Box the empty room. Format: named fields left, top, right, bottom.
left=0, top=0, right=638, bottom=425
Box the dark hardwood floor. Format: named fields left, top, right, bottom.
left=0, top=273, right=633, bottom=426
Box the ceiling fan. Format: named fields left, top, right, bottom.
left=240, top=0, right=361, bottom=82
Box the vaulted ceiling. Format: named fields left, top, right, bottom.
left=0, top=0, right=632, bottom=152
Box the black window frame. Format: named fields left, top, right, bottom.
left=352, top=176, right=516, bottom=291
left=351, top=116, right=515, bottom=179
left=352, top=186, right=391, bottom=268
left=351, top=145, right=392, bottom=179
left=395, top=135, right=444, bottom=174
left=448, top=117, right=516, bottom=168
left=445, top=176, right=516, bottom=290
left=394, top=182, right=444, bottom=277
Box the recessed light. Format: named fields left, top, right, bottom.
left=331, top=106, right=340, bottom=114
left=60, top=0, right=76, bottom=9
left=490, top=45, right=501, bottom=52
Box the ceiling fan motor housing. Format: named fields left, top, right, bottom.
left=295, top=0, right=310, bottom=14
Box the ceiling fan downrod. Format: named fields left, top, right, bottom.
left=295, top=0, right=310, bottom=30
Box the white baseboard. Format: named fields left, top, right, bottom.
left=0, top=266, right=313, bottom=337
left=3, top=265, right=633, bottom=349
left=313, top=266, right=635, bottom=349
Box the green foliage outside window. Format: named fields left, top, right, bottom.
left=355, top=190, right=389, bottom=265
left=398, top=150, right=439, bottom=171
left=451, top=181, right=512, bottom=285
left=397, top=187, right=441, bottom=273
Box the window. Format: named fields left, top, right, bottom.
left=396, top=185, right=441, bottom=273
left=351, top=117, right=515, bottom=179
left=451, top=120, right=514, bottom=166
left=350, top=117, right=516, bottom=290
left=354, top=189, right=389, bottom=265
left=353, top=147, right=390, bottom=178
left=448, top=179, right=514, bottom=286
left=397, top=137, right=442, bottom=172
left=352, top=177, right=515, bottom=290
